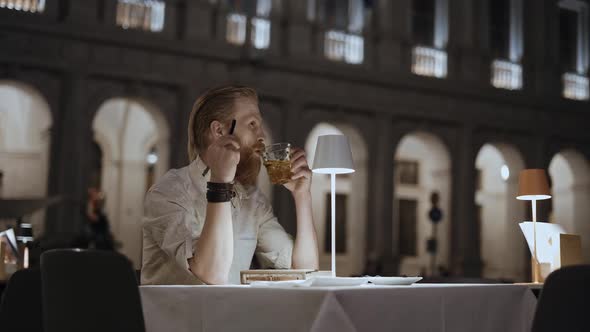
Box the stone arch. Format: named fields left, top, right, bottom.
left=0, top=80, right=53, bottom=236
left=394, top=131, right=452, bottom=277
left=475, top=142, right=527, bottom=280
left=91, top=97, right=170, bottom=268
left=549, top=149, right=590, bottom=262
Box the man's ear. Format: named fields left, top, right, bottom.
left=210, top=120, right=224, bottom=138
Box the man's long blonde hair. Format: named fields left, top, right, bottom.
left=187, top=85, right=258, bottom=162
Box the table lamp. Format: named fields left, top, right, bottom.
left=312, top=135, right=355, bottom=277
left=516, top=169, right=551, bottom=283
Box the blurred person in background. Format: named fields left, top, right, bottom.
left=85, top=188, right=115, bottom=251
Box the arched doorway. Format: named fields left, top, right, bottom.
left=475, top=143, right=526, bottom=280
left=0, top=81, right=52, bottom=236
left=549, top=149, right=590, bottom=262
left=305, top=122, right=368, bottom=276
left=92, top=98, right=169, bottom=268
left=394, top=132, right=451, bottom=277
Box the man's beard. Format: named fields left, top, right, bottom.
left=235, top=142, right=264, bottom=187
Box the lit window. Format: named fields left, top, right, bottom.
left=411, top=0, right=448, bottom=77
left=412, top=46, right=447, bottom=78
left=558, top=1, right=589, bottom=100
left=491, top=60, right=522, bottom=90
left=251, top=17, right=270, bottom=49
left=490, top=0, right=524, bottom=90
left=324, top=30, right=363, bottom=64
left=500, top=165, right=510, bottom=181
left=225, top=0, right=273, bottom=49
left=0, top=0, right=45, bottom=13
left=312, top=0, right=369, bottom=64
left=563, top=72, right=589, bottom=100
left=226, top=13, right=247, bottom=45
left=116, top=0, right=166, bottom=33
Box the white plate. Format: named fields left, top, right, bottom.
left=366, top=276, right=422, bottom=286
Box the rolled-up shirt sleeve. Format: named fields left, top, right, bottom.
left=143, top=189, right=202, bottom=279
left=255, top=196, right=294, bottom=269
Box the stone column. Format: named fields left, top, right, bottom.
left=66, top=0, right=100, bottom=25
left=267, top=7, right=284, bottom=56
left=369, top=115, right=396, bottom=275
left=46, top=74, right=90, bottom=236
left=101, top=0, right=118, bottom=26
left=284, top=0, right=313, bottom=59
left=170, top=86, right=198, bottom=168
left=375, top=0, right=412, bottom=74
left=117, top=160, right=148, bottom=269
left=214, top=1, right=230, bottom=43
left=447, top=0, right=488, bottom=85
left=183, top=0, right=215, bottom=41
left=450, top=124, right=483, bottom=277
left=524, top=0, right=561, bottom=98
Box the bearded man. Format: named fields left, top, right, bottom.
left=141, top=85, right=319, bottom=285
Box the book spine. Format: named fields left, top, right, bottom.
left=240, top=273, right=307, bottom=284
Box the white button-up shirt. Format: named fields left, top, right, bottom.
left=141, top=156, right=293, bottom=285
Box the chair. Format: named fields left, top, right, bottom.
left=0, top=268, right=43, bottom=332
left=532, top=264, right=590, bottom=332
left=40, top=249, right=145, bottom=332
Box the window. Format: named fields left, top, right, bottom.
left=489, top=0, right=524, bottom=90
left=412, top=0, right=436, bottom=45
left=412, top=46, right=447, bottom=78
left=411, top=0, right=448, bottom=78
left=490, top=0, right=511, bottom=59
left=395, top=160, right=420, bottom=186
left=225, top=0, right=273, bottom=49
left=116, top=0, right=166, bottom=32
left=324, top=193, right=347, bottom=254
left=0, top=0, right=45, bottom=13
left=560, top=7, right=579, bottom=72
left=559, top=1, right=589, bottom=100
left=324, top=31, right=364, bottom=64
left=311, top=0, right=370, bottom=64
left=226, top=13, right=247, bottom=45
left=563, top=72, right=589, bottom=100
left=491, top=59, right=522, bottom=90
left=398, top=199, right=418, bottom=256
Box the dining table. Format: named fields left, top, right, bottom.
left=140, top=282, right=537, bottom=332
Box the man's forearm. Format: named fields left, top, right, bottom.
left=291, top=192, right=319, bottom=269
left=189, top=202, right=233, bottom=284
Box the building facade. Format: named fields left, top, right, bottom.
left=1, top=0, right=589, bottom=278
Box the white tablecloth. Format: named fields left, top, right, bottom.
left=140, top=284, right=537, bottom=332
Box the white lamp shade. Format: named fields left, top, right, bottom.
left=312, top=135, right=355, bottom=174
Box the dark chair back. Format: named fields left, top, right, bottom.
left=532, top=264, right=590, bottom=332
left=40, top=249, right=145, bottom=332
left=0, top=268, right=43, bottom=332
